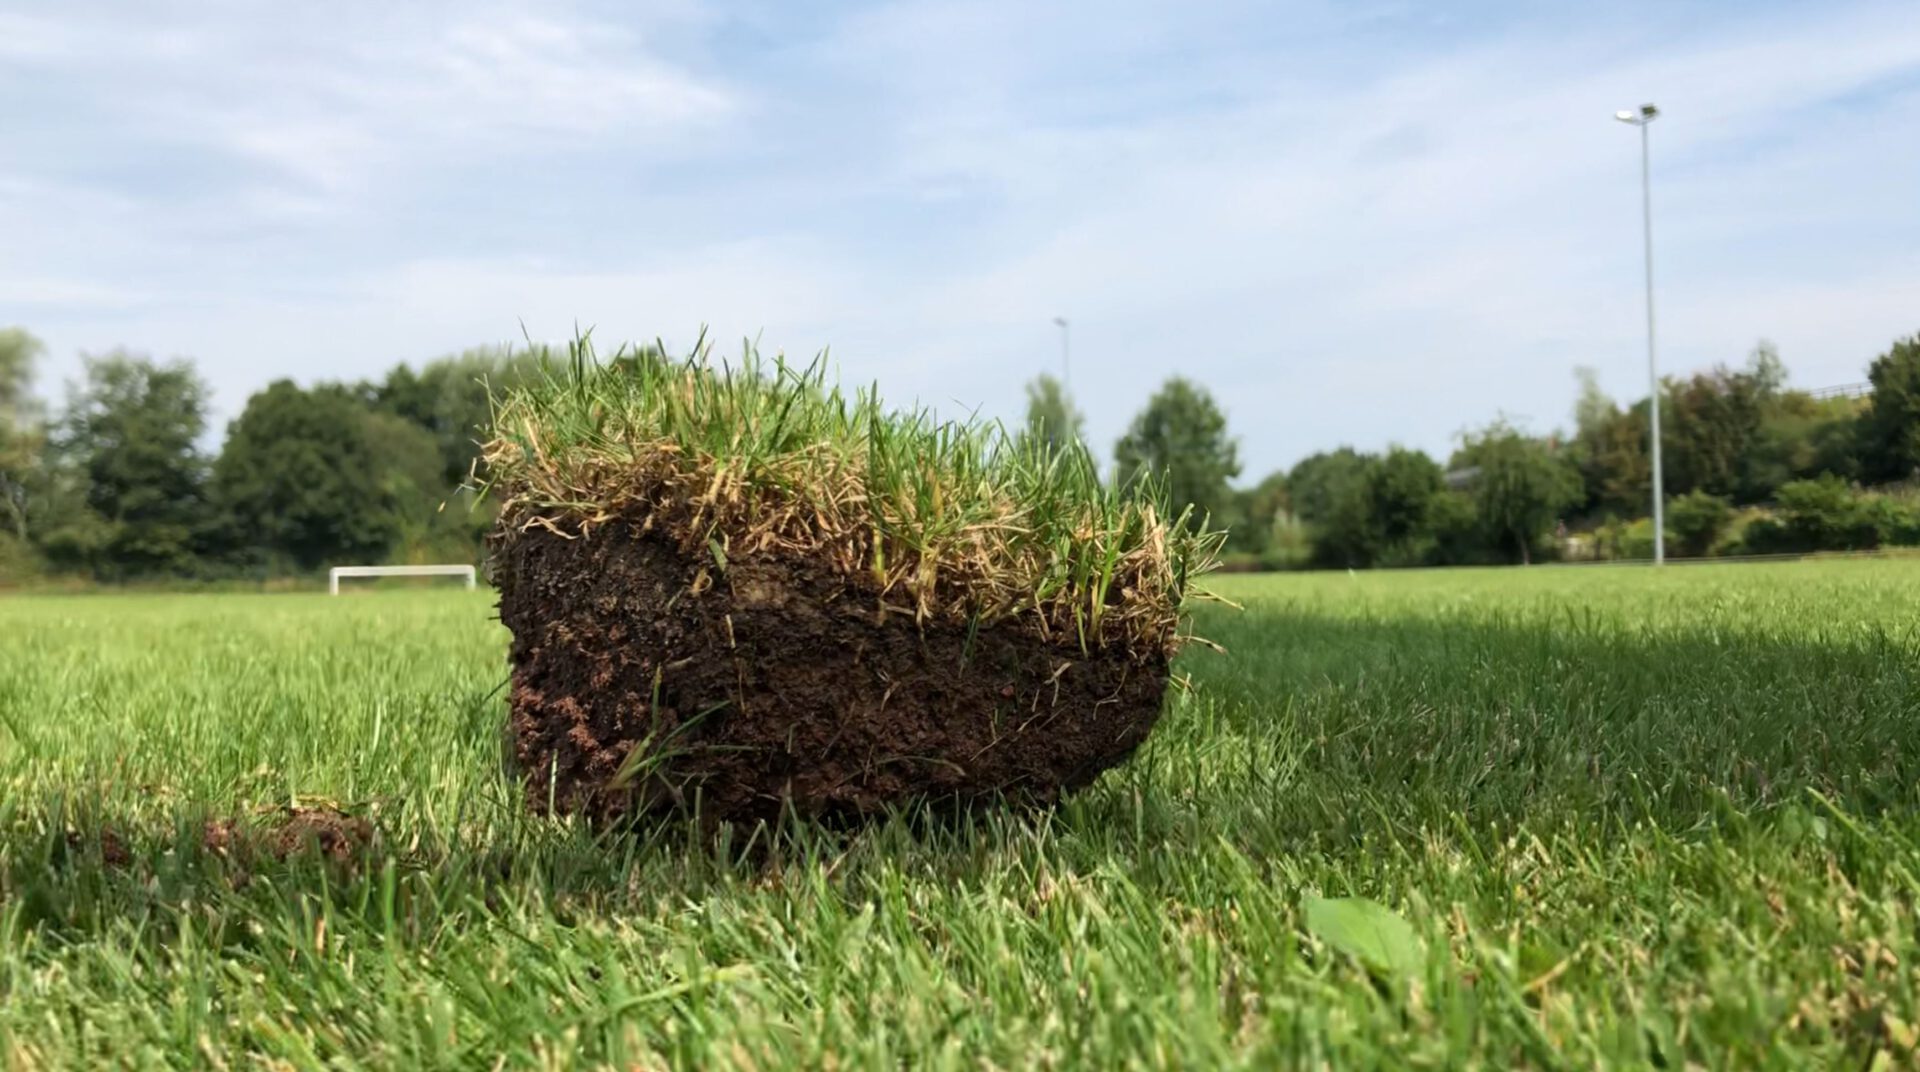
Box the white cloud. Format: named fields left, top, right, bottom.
left=14, top=3, right=739, bottom=204
left=0, top=12, right=79, bottom=60
left=421, top=15, right=733, bottom=136
left=0, top=277, right=151, bottom=311
left=375, top=245, right=865, bottom=357
left=4, top=0, right=1918, bottom=474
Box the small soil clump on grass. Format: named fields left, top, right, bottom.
left=269, top=807, right=374, bottom=862
left=484, top=340, right=1220, bottom=823
left=66, top=826, right=132, bottom=869
left=202, top=806, right=374, bottom=865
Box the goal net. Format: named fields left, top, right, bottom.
left=327, top=564, right=477, bottom=595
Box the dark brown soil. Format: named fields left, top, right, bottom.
left=68, top=826, right=132, bottom=868
left=494, top=524, right=1170, bottom=823
left=202, top=807, right=374, bottom=865
left=268, top=807, right=374, bottom=862
left=100, top=826, right=131, bottom=867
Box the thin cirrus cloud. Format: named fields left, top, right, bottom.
left=137, top=10, right=734, bottom=200
left=1, top=0, right=1916, bottom=478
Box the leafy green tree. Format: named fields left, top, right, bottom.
left=212, top=381, right=409, bottom=570
left=1589, top=405, right=1651, bottom=518
left=360, top=409, right=489, bottom=563
left=1570, top=367, right=1615, bottom=445
left=1290, top=448, right=1376, bottom=567
left=1307, top=460, right=1379, bottom=568
left=364, top=347, right=542, bottom=488
left=0, top=331, right=118, bottom=574
left=1861, top=333, right=1920, bottom=483
left=1246, top=469, right=1288, bottom=522
left=1304, top=447, right=1445, bottom=568
left=1222, top=470, right=1288, bottom=556
left=1018, top=374, right=1086, bottom=457
left=1574, top=344, right=1812, bottom=517
left=1803, top=399, right=1867, bottom=481
left=1425, top=489, right=1491, bottom=566
left=1286, top=448, right=1369, bottom=525
left=1662, top=365, right=1765, bottom=500
left=1747, top=339, right=1788, bottom=396
left=1452, top=422, right=1581, bottom=564
left=0, top=328, right=45, bottom=543
left=1367, top=448, right=1444, bottom=551
left=1114, top=377, right=1240, bottom=522
left=1568, top=367, right=1631, bottom=516
left=1744, top=390, right=1863, bottom=495
left=54, top=352, right=211, bottom=577
left=1666, top=490, right=1733, bottom=557
left=0, top=327, right=36, bottom=420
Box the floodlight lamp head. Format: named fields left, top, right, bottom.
left=1614, top=109, right=1637, bottom=122
left=1639, top=102, right=1659, bottom=120
left=1052, top=316, right=1068, bottom=327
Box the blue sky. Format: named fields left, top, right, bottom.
left=3, top=0, right=1917, bottom=479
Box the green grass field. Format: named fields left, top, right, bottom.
left=2, top=562, right=1918, bottom=1068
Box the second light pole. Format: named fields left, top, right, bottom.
left=1615, top=102, right=1664, bottom=565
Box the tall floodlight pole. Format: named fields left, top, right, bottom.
left=1615, top=102, right=1664, bottom=564
left=1052, top=316, right=1070, bottom=392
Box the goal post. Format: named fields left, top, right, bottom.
left=328, top=564, right=478, bottom=595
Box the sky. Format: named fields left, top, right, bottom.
left=3, top=0, right=1917, bottom=479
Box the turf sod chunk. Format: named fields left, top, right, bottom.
left=481, top=339, right=1221, bottom=822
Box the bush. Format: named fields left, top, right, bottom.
left=1737, top=517, right=1788, bottom=554
left=1666, top=491, right=1733, bottom=557
left=1620, top=518, right=1658, bottom=560
left=1426, top=490, right=1499, bottom=566
left=0, top=531, right=37, bottom=585
left=1722, top=507, right=1769, bottom=554
left=1587, top=515, right=1654, bottom=560
left=1260, top=514, right=1314, bottom=570
left=1888, top=497, right=1920, bottom=547
left=1741, top=475, right=1888, bottom=554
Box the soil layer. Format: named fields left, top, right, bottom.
left=495, top=525, right=1170, bottom=822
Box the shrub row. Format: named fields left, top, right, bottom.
left=1586, top=476, right=1920, bottom=560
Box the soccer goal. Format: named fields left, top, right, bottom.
left=328, top=564, right=477, bottom=595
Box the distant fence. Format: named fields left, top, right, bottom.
left=1806, top=382, right=1870, bottom=401
left=1549, top=547, right=1920, bottom=568
left=328, top=564, right=477, bottom=595
left=1218, top=547, right=1920, bottom=575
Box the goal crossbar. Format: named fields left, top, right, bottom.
left=328, top=564, right=477, bottom=595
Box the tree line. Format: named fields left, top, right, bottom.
left=3, top=326, right=1918, bottom=584
left=1022, top=331, right=1920, bottom=568
left=0, top=329, right=539, bottom=582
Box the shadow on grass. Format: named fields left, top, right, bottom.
left=1169, top=599, right=1920, bottom=837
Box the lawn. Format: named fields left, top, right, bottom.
left=1, top=562, right=1917, bottom=1068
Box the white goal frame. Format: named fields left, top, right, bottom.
left=328, top=564, right=477, bottom=595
